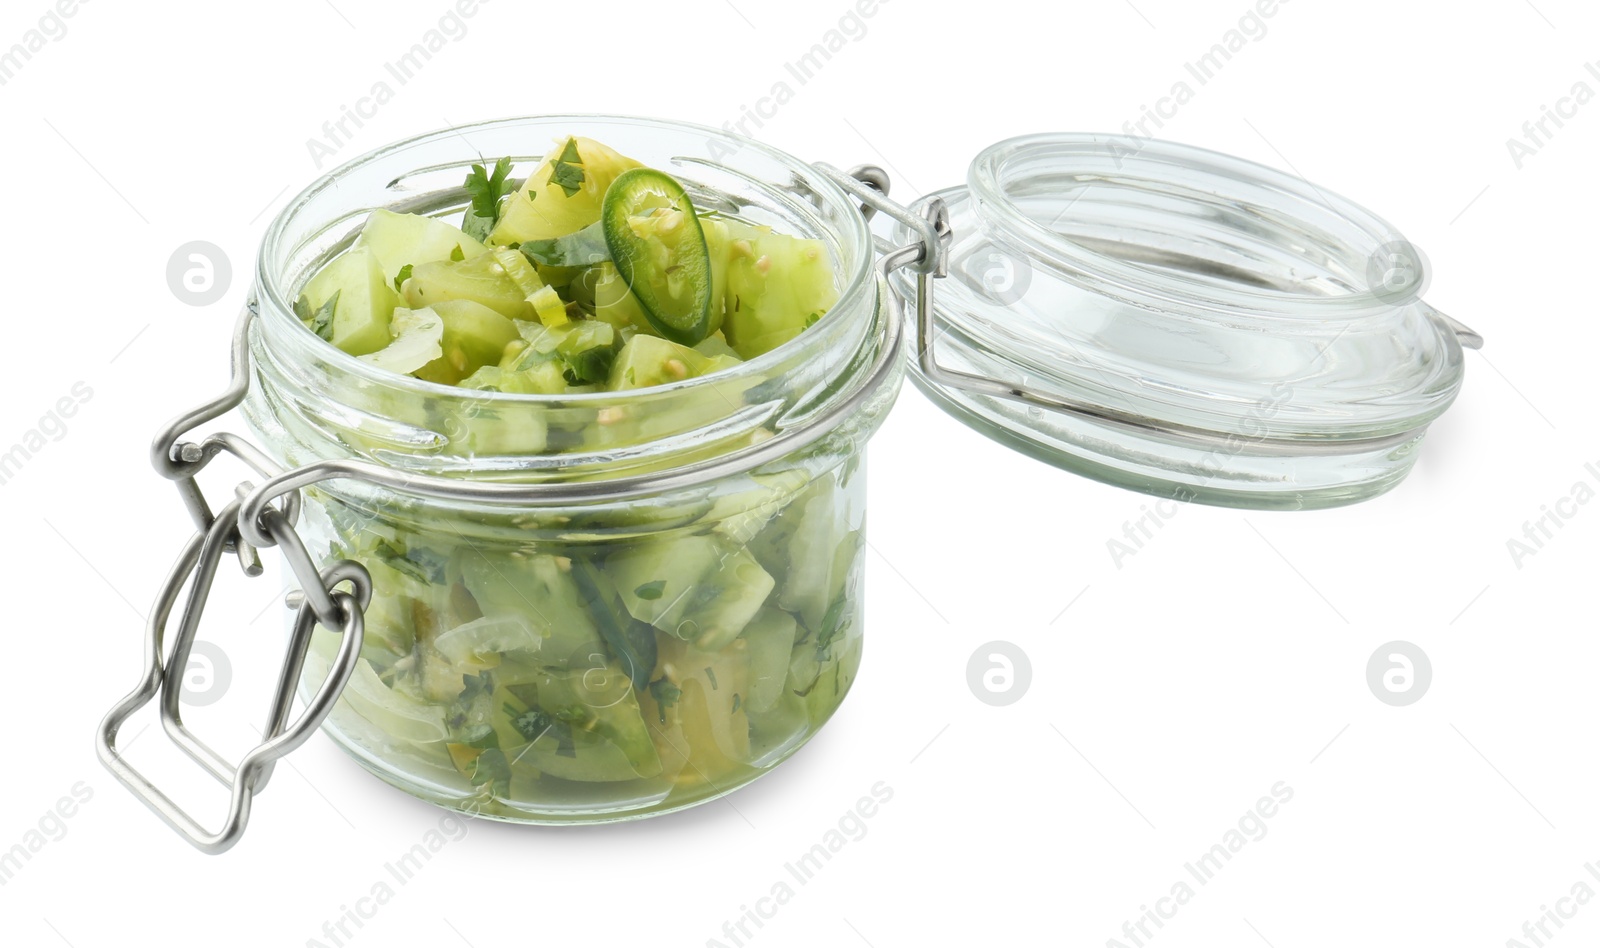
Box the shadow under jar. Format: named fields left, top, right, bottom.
left=243, top=116, right=902, bottom=823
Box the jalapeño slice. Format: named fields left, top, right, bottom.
left=601, top=168, right=715, bottom=346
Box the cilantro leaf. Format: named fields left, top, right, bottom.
left=449, top=243, right=465, bottom=262
left=548, top=137, right=586, bottom=198
left=550, top=162, right=585, bottom=197
left=468, top=157, right=513, bottom=219
left=406, top=545, right=450, bottom=583
left=393, top=263, right=413, bottom=293
left=458, top=671, right=493, bottom=703
left=815, top=592, right=850, bottom=650
left=507, top=705, right=554, bottom=742
left=306, top=291, right=340, bottom=342
left=559, top=345, right=615, bottom=386
left=373, top=539, right=448, bottom=585
left=569, top=559, right=658, bottom=696
left=633, top=580, right=666, bottom=601
left=518, top=221, right=610, bottom=269
left=648, top=678, right=682, bottom=724
left=452, top=723, right=498, bottom=749
left=461, top=156, right=514, bottom=242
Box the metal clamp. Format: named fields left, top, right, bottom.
left=98, top=304, right=375, bottom=852
left=95, top=494, right=370, bottom=853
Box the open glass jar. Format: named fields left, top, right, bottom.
left=97, top=116, right=1479, bottom=852
left=247, top=116, right=898, bottom=825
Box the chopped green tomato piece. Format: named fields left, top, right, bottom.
left=596, top=333, right=752, bottom=452
left=460, top=363, right=568, bottom=396
left=414, top=299, right=521, bottom=385
left=587, top=262, right=649, bottom=334
left=297, top=246, right=398, bottom=356
left=609, top=535, right=719, bottom=635
left=701, top=353, right=743, bottom=375
left=437, top=376, right=550, bottom=452
left=751, top=474, right=852, bottom=632
left=456, top=552, right=605, bottom=664
left=653, top=636, right=752, bottom=772
left=554, top=320, right=617, bottom=382
left=491, top=246, right=544, bottom=297
left=609, top=535, right=775, bottom=650
left=602, top=168, right=716, bottom=345
left=812, top=634, right=862, bottom=719
left=357, top=208, right=487, bottom=280
left=490, top=137, right=643, bottom=245
left=358, top=307, right=444, bottom=374
left=487, top=246, right=569, bottom=327
left=693, top=332, right=740, bottom=362
left=342, top=660, right=450, bottom=743
left=684, top=546, right=777, bottom=651
left=705, top=468, right=810, bottom=546
left=403, top=251, right=528, bottom=319
left=494, top=683, right=654, bottom=782
left=530, top=285, right=568, bottom=327
left=497, top=666, right=662, bottom=778
left=700, top=215, right=733, bottom=338
left=504, top=319, right=618, bottom=386
left=742, top=609, right=799, bottom=714
left=431, top=614, right=543, bottom=671
left=513, top=726, right=642, bottom=782
left=607, top=334, right=705, bottom=390
left=723, top=224, right=838, bottom=359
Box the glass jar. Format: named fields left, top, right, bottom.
left=99, top=118, right=1482, bottom=852
left=241, top=116, right=900, bottom=824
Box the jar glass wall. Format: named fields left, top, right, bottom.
left=292, top=449, right=871, bottom=822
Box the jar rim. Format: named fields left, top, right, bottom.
left=254, top=113, right=875, bottom=404
left=968, top=132, right=1426, bottom=323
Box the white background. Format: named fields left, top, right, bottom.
left=1, top=1, right=1595, bottom=946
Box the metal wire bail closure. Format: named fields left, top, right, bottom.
left=95, top=494, right=370, bottom=853
left=96, top=304, right=374, bottom=853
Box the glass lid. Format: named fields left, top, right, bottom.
left=878, top=133, right=1483, bottom=511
